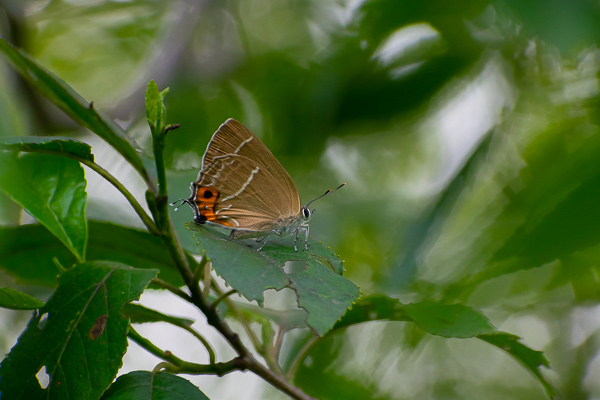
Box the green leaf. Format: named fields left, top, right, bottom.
left=479, top=333, right=555, bottom=399
left=187, top=227, right=289, bottom=305
left=0, top=137, right=94, bottom=162
left=145, top=80, right=169, bottom=132
left=0, top=221, right=183, bottom=287
left=124, top=303, right=195, bottom=327
left=0, top=38, right=146, bottom=178
left=0, top=287, right=45, bottom=310
left=330, top=295, right=553, bottom=396
left=101, top=371, right=210, bottom=400
left=286, top=260, right=360, bottom=336
left=404, top=302, right=496, bottom=338
left=0, top=152, right=87, bottom=262
left=188, top=227, right=359, bottom=335
left=333, top=295, right=496, bottom=337
left=0, top=261, right=157, bottom=400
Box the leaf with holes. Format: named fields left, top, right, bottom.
left=0, top=261, right=157, bottom=400
left=186, top=227, right=359, bottom=335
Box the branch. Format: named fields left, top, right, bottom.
left=151, top=278, right=192, bottom=302
left=148, top=103, right=316, bottom=400
left=128, top=325, right=240, bottom=376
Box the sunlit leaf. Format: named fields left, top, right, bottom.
left=0, top=38, right=146, bottom=177
left=0, top=152, right=87, bottom=262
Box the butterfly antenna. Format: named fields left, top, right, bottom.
left=170, top=198, right=190, bottom=212
left=305, top=183, right=346, bottom=208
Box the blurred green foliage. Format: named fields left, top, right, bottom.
left=2, top=0, right=600, bottom=398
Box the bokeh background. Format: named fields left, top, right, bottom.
left=2, top=0, right=600, bottom=399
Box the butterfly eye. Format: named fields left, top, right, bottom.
left=302, top=208, right=311, bottom=219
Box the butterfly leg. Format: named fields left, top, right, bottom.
left=257, top=230, right=285, bottom=251
left=256, top=232, right=274, bottom=251
left=304, top=225, right=310, bottom=250
left=294, top=226, right=309, bottom=252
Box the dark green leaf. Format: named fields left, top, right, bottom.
left=187, top=227, right=289, bottom=305
left=0, top=38, right=146, bottom=177
left=286, top=260, right=360, bottom=336
left=0, top=152, right=87, bottom=262
left=0, top=261, right=157, bottom=400
left=187, top=227, right=359, bottom=335
left=0, top=137, right=94, bottom=162
left=0, top=221, right=183, bottom=287
left=101, top=371, right=210, bottom=400
left=0, top=287, right=45, bottom=310
left=124, top=303, right=194, bottom=327
left=479, top=333, right=555, bottom=398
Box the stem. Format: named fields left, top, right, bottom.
left=222, top=294, right=264, bottom=358
left=210, top=289, right=238, bottom=312
left=272, top=327, right=286, bottom=364
left=186, top=278, right=316, bottom=399
left=262, top=323, right=285, bottom=377
left=247, top=360, right=316, bottom=400
left=181, top=324, right=217, bottom=365
left=202, top=259, right=212, bottom=299
left=128, top=325, right=241, bottom=375
left=192, top=251, right=208, bottom=284
left=78, top=158, right=158, bottom=234
left=151, top=278, right=192, bottom=302
left=165, top=356, right=247, bottom=376
left=151, top=122, right=168, bottom=200
left=128, top=325, right=195, bottom=369
left=285, top=335, right=320, bottom=382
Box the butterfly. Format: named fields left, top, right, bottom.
left=178, top=118, right=344, bottom=251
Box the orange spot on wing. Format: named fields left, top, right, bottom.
left=193, top=187, right=232, bottom=226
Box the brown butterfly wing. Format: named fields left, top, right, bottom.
left=194, top=154, right=298, bottom=232
left=199, top=119, right=301, bottom=214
